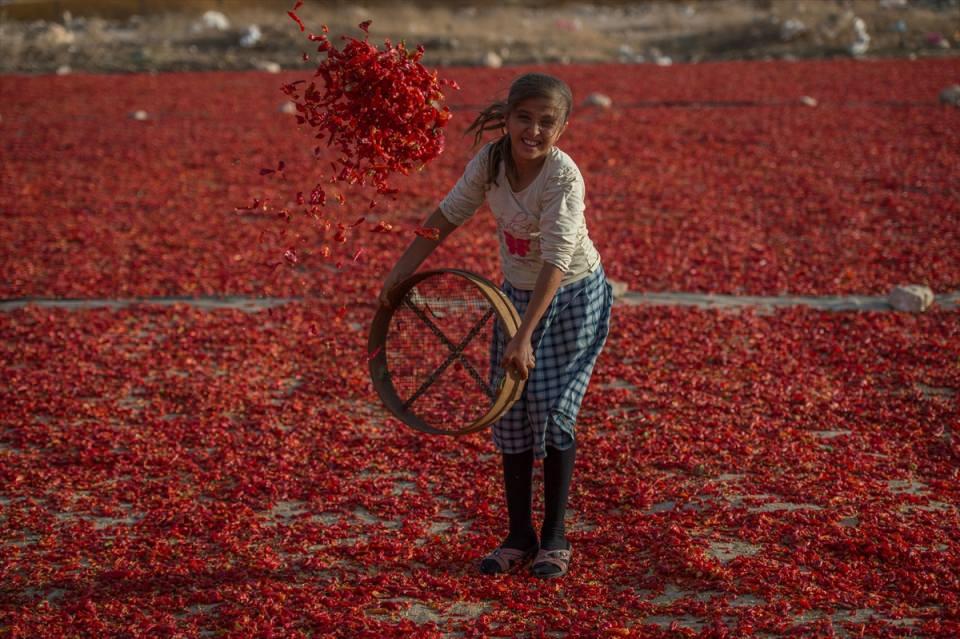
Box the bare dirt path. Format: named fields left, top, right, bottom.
left=3, top=289, right=957, bottom=312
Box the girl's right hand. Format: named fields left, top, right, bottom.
left=379, top=269, right=408, bottom=308
left=377, top=206, right=455, bottom=308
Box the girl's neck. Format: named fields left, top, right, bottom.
left=508, top=152, right=548, bottom=192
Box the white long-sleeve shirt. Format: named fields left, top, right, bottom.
left=439, top=143, right=601, bottom=290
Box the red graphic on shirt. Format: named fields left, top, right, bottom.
left=503, top=230, right=531, bottom=257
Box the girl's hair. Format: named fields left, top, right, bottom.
left=465, top=73, right=573, bottom=187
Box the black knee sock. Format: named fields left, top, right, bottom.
left=540, top=442, right=576, bottom=551
left=501, top=449, right=536, bottom=549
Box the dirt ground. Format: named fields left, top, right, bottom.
left=1, top=0, right=958, bottom=74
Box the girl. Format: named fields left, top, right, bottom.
left=379, top=73, right=612, bottom=578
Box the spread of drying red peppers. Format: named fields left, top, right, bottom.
left=0, top=8, right=958, bottom=636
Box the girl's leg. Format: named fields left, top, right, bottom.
left=531, top=442, right=576, bottom=577
left=479, top=449, right=537, bottom=574
left=539, top=441, right=576, bottom=551
left=499, top=449, right=537, bottom=549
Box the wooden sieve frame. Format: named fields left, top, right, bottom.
left=369, top=269, right=526, bottom=436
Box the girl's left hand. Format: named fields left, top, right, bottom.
left=503, top=334, right=535, bottom=381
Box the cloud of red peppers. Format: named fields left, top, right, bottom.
left=244, top=1, right=457, bottom=273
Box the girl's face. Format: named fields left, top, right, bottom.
left=506, top=96, right=568, bottom=167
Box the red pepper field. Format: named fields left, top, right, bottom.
left=2, top=58, right=960, bottom=637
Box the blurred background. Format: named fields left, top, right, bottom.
left=1, top=0, right=958, bottom=73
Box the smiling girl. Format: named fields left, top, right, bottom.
left=380, top=73, right=612, bottom=578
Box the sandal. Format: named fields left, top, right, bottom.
left=531, top=544, right=573, bottom=578
left=479, top=543, right=539, bottom=575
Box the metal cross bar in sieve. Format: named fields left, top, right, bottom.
left=402, top=298, right=493, bottom=392
left=401, top=302, right=496, bottom=410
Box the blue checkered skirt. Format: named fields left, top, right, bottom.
left=490, top=265, right=612, bottom=459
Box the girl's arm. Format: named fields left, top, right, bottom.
left=379, top=207, right=458, bottom=307
left=501, top=262, right=564, bottom=380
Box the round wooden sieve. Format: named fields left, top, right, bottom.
left=369, top=269, right=526, bottom=436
